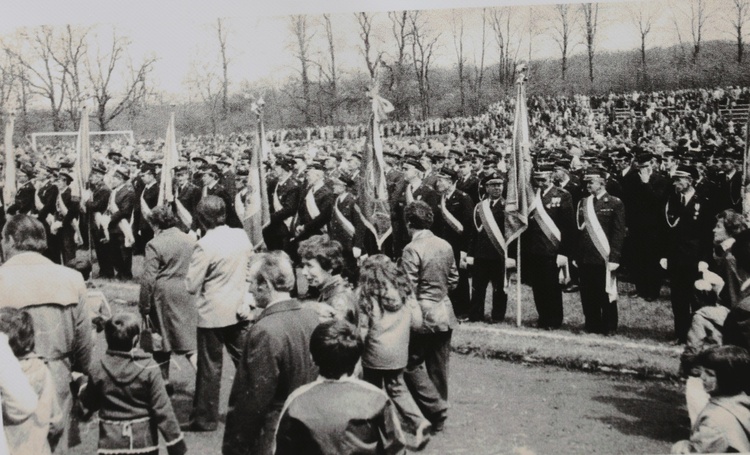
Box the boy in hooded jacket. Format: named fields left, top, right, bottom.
left=78, top=312, right=186, bottom=455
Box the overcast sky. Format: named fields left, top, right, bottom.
left=1, top=0, right=736, bottom=96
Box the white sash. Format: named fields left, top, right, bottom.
left=583, top=196, right=618, bottom=302
left=140, top=190, right=153, bottom=222
left=405, top=184, right=415, bottom=204
left=533, top=190, right=562, bottom=248
left=334, top=197, right=355, bottom=239
left=273, top=187, right=292, bottom=228
left=477, top=200, right=509, bottom=293
left=305, top=189, right=320, bottom=219
left=441, top=195, right=463, bottom=234
left=34, top=188, right=44, bottom=212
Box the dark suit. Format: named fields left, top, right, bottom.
left=525, top=186, right=575, bottom=328
left=263, top=176, right=302, bottom=252
left=37, top=181, right=61, bottom=263
left=175, top=182, right=201, bottom=230
left=434, top=189, right=475, bottom=317
left=221, top=170, right=237, bottom=198
left=203, top=183, right=242, bottom=229
left=718, top=171, right=743, bottom=213
left=576, top=193, right=626, bottom=335
left=7, top=182, right=35, bottom=215
left=391, top=181, right=439, bottom=257
left=222, top=300, right=320, bottom=455
left=106, top=183, right=136, bottom=279
left=469, top=197, right=507, bottom=322
left=663, top=190, right=714, bottom=342
left=57, top=186, right=80, bottom=265
left=328, top=193, right=357, bottom=279
left=293, top=184, right=334, bottom=243
left=133, top=182, right=159, bottom=255
left=85, top=181, right=111, bottom=256
left=456, top=173, right=480, bottom=204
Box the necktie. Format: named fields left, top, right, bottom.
left=202, top=186, right=208, bottom=198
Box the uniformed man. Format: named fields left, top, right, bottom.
left=7, top=164, right=37, bottom=215
left=456, top=158, right=480, bottom=204
left=718, top=156, right=743, bottom=213
left=133, top=162, right=159, bottom=255
left=84, top=163, right=112, bottom=274
left=433, top=167, right=475, bottom=318
left=292, top=162, right=334, bottom=246
left=660, top=165, right=714, bottom=343
left=35, top=166, right=62, bottom=263
left=576, top=167, right=626, bottom=335
left=392, top=159, right=439, bottom=256
left=54, top=170, right=80, bottom=265
left=264, top=158, right=302, bottom=252
left=467, top=174, right=508, bottom=322
left=199, top=164, right=242, bottom=229
left=525, top=165, right=575, bottom=329
left=217, top=156, right=237, bottom=198
left=104, top=166, right=136, bottom=279
left=174, top=164, right=201, bottom=229
left=327, top=175, right=358, bottom=280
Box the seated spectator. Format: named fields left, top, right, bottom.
left=78, top=312, right=186, bottom=455
left=0, top=307, right=62, bottom=455
left=298, top=235, right=358, bottom=325
left=672, top=345, right=750, bottom=453
left=275, top=319, right=406, bottom=455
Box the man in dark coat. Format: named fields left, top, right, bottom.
left=291, top=163, right=334, bottom=244
left=55, top=170, right=80, bottom=265
left=391, top=159, right=439, bottom=257
left=133, top=162, right=159, bottom=255
left=36, top=166, right=62, bottom=263
left=263, top=158, right=301, bottom=252
left=105, top=166, right=136, bottom=280
left=200, top=164, right=242, bottom=229
left=6, top=164, right=36, bottom=215
left=433, top=168, right=475, bottom=318
left=327, top=175, right=358, bottom=280
left=524, top=166, right=576, bottom=329
left=222, top=252, right=320, bottom=455
left=456, top=158, right=480, bottom=204
left=174, top=164, right=201, bottom=230
left=576, top=167, right=626, bottom=335
left=468, top=174, right=508, bottom=322
left=84, top=163, right=112, bottom=276
left=660, top=165, right=715, bottom=343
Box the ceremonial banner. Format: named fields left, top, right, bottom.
left=242, top=100, right=271, bottom=250
left=504, top=72, right=533, bottom=244
left=158, top=113, right=179, bottom=206
left=3, top=113, right=15, bottom=208
left=355, top=81, right=393, bottom=253
left=73, top=107, right=91, bottom=200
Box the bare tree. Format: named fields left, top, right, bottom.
left=184, top=59, right=222, bottom=135
left=356, top=12, right=381, bottom=78
left=216, top=18, right=230, bottom=117
left=86, top=29, right=156, bottom=131
left=671, top=0, right=712, bottom=63
left=408, top=11, right=439, bottom=119
left=386, top=11, right=412, bottom=120
left=289, top=15, right=313, bottom=125
left=550, top=4, right=575, bottom=81
left=491, top=7, right=521, bottom=87
left=451, top=10, right=466, bottom=115
left=321, top=14, right=338, bottom=124
left=731, top=0, right=750, bottom=63
left=469, top=9, right=488, bottom=115
left=580, top=3, right=599, bottom=85
left=629, top=3, right=657, bottom=87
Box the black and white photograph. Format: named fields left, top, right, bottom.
left=2, top=0, right=750, bottom=453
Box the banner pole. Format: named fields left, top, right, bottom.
left=516, top=239, right=522, bottom=327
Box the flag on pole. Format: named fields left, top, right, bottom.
left=240, top=100, right=271, bottom=250
left=3, top=112, right=16, bottom=209
left=73, top=106, right=91, bottom=200
left=504, top=67, right=533, bottom=244
left=159, top=113, right=192, bottom=228
left=354, top=79, right=393, bottom=253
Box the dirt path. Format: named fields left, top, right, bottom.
left=73, top=348, right=688, bottom=454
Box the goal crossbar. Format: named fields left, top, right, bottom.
left=31, top=130, right=134, bottom=150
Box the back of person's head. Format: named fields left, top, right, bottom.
left=0, top=308, right=35, bottom=358
left=196, top=195, right=226, bottom=230
left=358, top=254, right=414, bottom=315
left=250, top=251, right=296, bottom=292
left=717, top=209, right=748, bottom=238
left=404, top=201, right=433, bottom=230
left=309, top=319, right=363, bottom=379
left=104, top=312, right=140, bottom=352
left=732, top=229, right=750, bottom=273
left=697, top=345, right=750, bottom=396
left=148, top=205, right=179, bottom=231
left=297, top=235, right=344, bottom=275
left=2, top=215, right=47, bottom=253
left=66, top=255, right=92, bottom=281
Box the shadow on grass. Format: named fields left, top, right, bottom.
left=590, top=383, right=689, bottom=442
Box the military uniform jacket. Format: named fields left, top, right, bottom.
left=204, top=183, right=242, bottom=228
left=134, top=182, right=159, bottom=233
left=328, top=192, right=357, bottom=250
left=456, top=173, right=480, bottom=204
left=527, top=186, right=575, bottom=257
left=175, top=182, right=201, bottom=218
left=37, top=181, right=59, bottom=221
left=434, top=189, right=475, bottom=255
left=108, top=184, right=136, bottom=233
left=295, top=184, right=334, bottom=240
left=269, top=175, right=302, bottom=227
left=85, top=183, right=111, bottom=217
left=7, top=182, right=36, bottom=215
left=58, top=186, right=80, bottom=227
left=576, top=192, right=626, bottom=266
left=662, top=191, right=714, bottom=264
left=385, top=168, right=405, bottom=206
left=471, top=197, right=505, bottom=260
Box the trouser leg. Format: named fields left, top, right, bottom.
left=468, top=260, right=491, bottom=321
left=190, top=327, right=223, bottom=429
left=152, top=351, right=171, bottom=382
left=424, top=331, right=452, bottom=401
left=364, top=368, right=426, bottom=433
left=222, top=322, right=249, bottom=367
left=670, top=263, right=698, bottom=343
left=579, top=264, right=606, bottom=334
left=404, top=333, right=448, bottom=422
left=530, top=255, right=563, bottom=328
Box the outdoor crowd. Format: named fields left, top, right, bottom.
left=0, top=83, right=750, bottom=454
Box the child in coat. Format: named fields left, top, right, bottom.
left=0, top=307, right=63, bottom=455
left=78, top=312, right=186, bottom=455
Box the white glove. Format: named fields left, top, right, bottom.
left=698, top=261, right=709, bottom=273
left=459, top=251, right=468, bottom=269
left=466, top=256, right=474, bottom=266
left=556, top=255, right=568, bottom=268
left=188, top=230, right=199, bottom=241
left=352, top=247, right=362, bottom=259
left=607, top=262, right=619, bottom=272
left=505, top=258, right=517, bottom=269
left=660, top=258, right=668, bottom=270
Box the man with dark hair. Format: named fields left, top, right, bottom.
left=133, top=162, right=159, bottom=255
left=183, top=195, right=254, bottom=432
left=104, top=166, right=136, bottom=280
left=200, top=164, right=241, bottom=229
left=223, top=251, right=320, bottom=455
left=392, top=160, right=439, bottom=256
left=84, top=163, right=113, bottom=275
left=264, top=158, right=301, bottom=252
left=400, top=200, right=456, bottom=433
left=54, top=170, right=80, bottom=265
left=292, top=163, right=334, bottom=244
left=0, top=214, right=93, bottom=452
left=174, top=165, right=201, bottom=229
left=298, top=234, right=357, bottom=324
left=274, top=320, right=406, bottom=455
